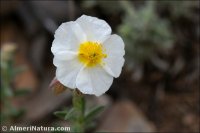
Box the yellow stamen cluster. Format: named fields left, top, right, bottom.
left=78, top=41, right=107, bottom=67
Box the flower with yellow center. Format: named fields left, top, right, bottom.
left=51, top=15, right=125, bottom=96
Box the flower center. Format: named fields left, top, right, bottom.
left=78, top=41, right=107, bottom=67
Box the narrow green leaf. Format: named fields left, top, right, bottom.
left=54, top=111, right=67, bottom=119
left=64, top=108, right=75, bottom=120
left=85, top=106, right=104, bottom=123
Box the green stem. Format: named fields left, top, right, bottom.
left=72, top=89, right=85, bottom=132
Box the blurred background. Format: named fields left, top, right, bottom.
left=0, top=0, right=199, bottom=132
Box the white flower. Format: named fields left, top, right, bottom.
left=51, top=15, right=125, bottom=96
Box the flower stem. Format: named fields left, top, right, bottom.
left=72, top=89, right=85, bottom=132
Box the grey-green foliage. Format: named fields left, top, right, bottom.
left=118, top=1, right=173, bottom=66
left=0, top=45, right=29, bottom=124
left=157, top=1, right=199, bottom=40
left=157, top=0, right=199, bottom=19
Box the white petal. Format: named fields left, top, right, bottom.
left=53, top=51, right=77, bottom=61
left=76, top=66, right=113, bottom=96
left=76, top=15, right=111, bottom=43
left=55, top=58, right=83, bottom=89
left=102, top=34, right=125, bottom=77
left=51, top=21, right=86, bottom=55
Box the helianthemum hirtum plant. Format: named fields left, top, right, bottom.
left=51, top=15, right=125, bottom=132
